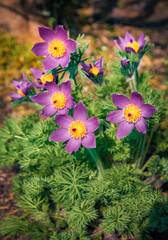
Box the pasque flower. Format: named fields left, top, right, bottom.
left=115, top=31, right=146, bottom=54
left=81, top=57, right=104, bottom=77
left=30, top=81, right=74, bottom=116
left=8, top=74, right=31, bottom=100
left=30, top=68, right=57, bottom=89
left=50, top=101, right=99, bottom=154
left=31, top=25, right=78, bottom=71
left=121, top=57, right=130, bottom=69
left=106, top=92, right=156, bottom=139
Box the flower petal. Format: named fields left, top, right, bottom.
left=135, top=118, right=147, bottom=134
left=59, top=53, right=70, bottom=68
left=61, top=80, right=72, bottom=96
left=73, top=101, right=88, bottom=122
left=57, top=107, right=68, bottom=115
left=30, top=82, right=44, bottom=89
left=125, top=31, right=135, bottom=43
left=31, top=42, right=49, bottom=56
left=86, top=117, right=99, bottom=132
left=8, top=93, right=23, bottom=100
left=12, top=80, right=21, bottom=90
left=55, top=25, right=68, bottom=42
left=49, top=128, right=71, bottom=142
left=130, top=92, right=143, bottom=107
left=30, top=92, right=51, bottom=105
left=106, top=110, right=124, bottom=123
left=66, top=138, right=81, bottom=154
left=66, top=96, right=75, bottom=109
left=55, top=114, right=73, bottom=128
left=116, top=121, right=134, bottom=140
left=45, top=82, right=60, bottom=94
left=118, top=36, right=126, bottom=50
left=30, top=68, right=43, bottom=80
left=125, top=47, right=136, bottom=54
left=140, top=104, right=157, bottom=118
left=43, top=55, right=60, bottom=71
left=111, top=94, right=130, bottom=109
left=38, top=27, right=57, bottom=42
left=138, top=32, right=146, bottom=49
left=94, top=57, right=104, bottom=72
left=81, top=62, right=90, bottom=74
left=66, top=39, right=78, bottom=53
left=40, top=105, right=56, bottom=117
left=82, top=133, right=96, bottom=148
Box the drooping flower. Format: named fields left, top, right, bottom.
left=49, top=101, right=99, bottom=154
left=106, top=92, right=156, bottom=139
left=81, top=57, right=104, bottom=78
left=30, top=81, right=74, bottom=117
left=30, top=68, right=58, bottom=89
left=8, top=74, right=31, bottom=100
left=115, top=31, right=146, bottom=54
left=121, top=57, right=130, bottom=69
left=31, top=25, right=78, bottom=71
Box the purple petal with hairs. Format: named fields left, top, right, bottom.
left=12, top=80, right=21, bottom=91
left=59, top=53, right=70, bottom=68
left=66, top=138, right=81, bottom=154
left=82, top=133, right=96, bottom=148
left=111, top=94, right=130, bottom=109
left=130, top=92, right=143, bottom=107
left=66, top=39, right=78, bottom=53
left=61, top=80, right=72, bottom=96
left=30, top=92, right=51, bottom=105
left=81, top=62, right=90, bottom=74
left=57, top=107, right=68, bottom=115
left=43, top=54, right=60, bottom=71
left=40, top=105, right=56, bottom=117
left=45, top=82, right=60, bottom=94
left=140, top=104, right=157, bottom=118
left=86, top=117, right=99, bottom=132
left=117, top=121, right=134, bottom=139
left=8, top=93, right=23, bottom=100
left=106, top=110, right=124, bottom=123
left=125, top=31, right=135, bottom=43
left=138, top=32, right=146, bottom=49
left=94, top=57, right=104, bottom=72
left=66, top=96, right=74, bottom=109
left=30, top=82, right=44, bottom=89
left=55, top=25, right=68, bottom=42
left=125, top=47, right=136, bottom=54
left=30, top=68, right=43, bottom=80
left=31, top=42, right=49, bottom=56
left=55, top=114, right=73, bottom=128
left=50, top=128, right=71, bottom=142
left=135, top=118, right=147, bottom=134
left=38, top=27, right=57, bottom=42
left=73, top=101, right=88, bottom=122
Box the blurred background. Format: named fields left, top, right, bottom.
left=0, top=0, right=168, bottom=123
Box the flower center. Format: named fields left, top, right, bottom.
left=69, top=120, right=87, bottom=139
left=51, top=92, right=67, bottom=109
left=125, top=41, right=140, bottom=53
left=89, top=67, right=99, bottom=76
left=48, top=40, right=66, bottom=58
left=40, top=74, right=54, bottom=84
left=17, top=90, right=25, bottom=96
left=123, top=104, right=141, bottom=123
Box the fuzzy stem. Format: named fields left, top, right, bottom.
left=87, top=148, right=104, bottom=178
left=129, top=78, right=136, bottom=92
left=134, top=133, right=143, bottom=169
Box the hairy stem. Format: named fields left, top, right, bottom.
left=87, top=148, right=104, bottom=178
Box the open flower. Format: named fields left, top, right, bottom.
left=49, top=101, right=99, bottom=154
left=31, top=25, right=78, bottom=71
left=106, top=92, right=156, bottom=139
left=8, top=74, right=31, bottom=100
left=30, top=68, right=57, bottom=89
left=81, top=57, right=104, bottom=77
left=115, top=31, right=146, bottom=54
left=30, top=81, right=74, bottom=117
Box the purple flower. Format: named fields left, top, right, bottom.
left=106, top=92, right=156, bottom=140
left=30, top=81, right=74, bottom=117
left=121, top=57, right=130, bottom=68
left=49, top=101, right=99, bottom=154
left=30, top=68, right=57, bottom=89
left=31, top=25, right=78, bottom=71
left=115, top=31, right=146, bottom=54
left=81, top=57, right=104, bottom=77
left=8, top=74, right=31, bottom=100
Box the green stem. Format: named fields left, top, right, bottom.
left=134, top=133, right=143, bottom=169
left=129, top=78, right=136, bottom=92
left=87, top=148, right=104, bottom=178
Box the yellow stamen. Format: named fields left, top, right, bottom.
left=51, top=92, right=67, bottom=109
left=17, top=90, right=25, bottom=96
left=123, top=104, right=141, bottom=123
left=41, top=74, right=54, bottom=84
left=125, top=41, right=140, bottom=53
left=89, top=67, right=99, bottom=76
left=48, top=40, right=66, bottom=58
left=69, top=120, right=86, bottom=139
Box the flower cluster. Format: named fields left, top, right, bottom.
left=8, top=25, right=157, bottom=155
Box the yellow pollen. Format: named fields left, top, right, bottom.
left=89, top=67, right=99, bottom=76
left=40, top=74, right=54, bottom=84
left=51, top=92, right=67, bottom=109
left=69, top=120, right=87, bottom=139
left=17, top=90, right=25, bottom=96
left=123, top=104, right=141, bottom=123
left=48, top=40, right=66, bottom=58
left=125, top=41, right=140, bottom=53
